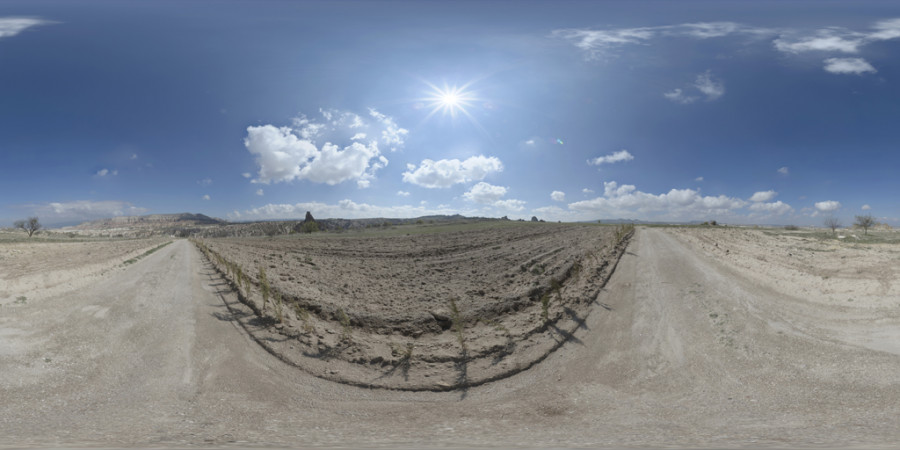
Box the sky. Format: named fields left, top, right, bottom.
left=2, top=0, right=900, bottom=227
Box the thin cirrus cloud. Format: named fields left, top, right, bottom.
left=402, top=155, right=503, bottom=188
left=244, top=108, right=402, bottom=189
left=664, top=71, right=725, bottom=104
left=555, top=18, right=900, bottom=75
left=0, top=17, right=51, bottom=39
left=551, top=21, right=773, bottom=60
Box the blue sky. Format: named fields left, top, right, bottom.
left=2, top=1, right=899, bottom=227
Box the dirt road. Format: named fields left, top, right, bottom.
left=3, top=230, right=900, bottom=447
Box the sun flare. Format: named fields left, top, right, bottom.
left=423, top=83, right=477, bottom=120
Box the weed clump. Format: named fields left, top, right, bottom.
left=449, top=298, right=466, bottom=351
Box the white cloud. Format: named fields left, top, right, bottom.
left=130, top=153, right=138, bottom=160
left=525, top=139, right=535, bottom=145
left=402, top=155, right=503, bottom=188
left=245, top=108, right=399, bottom=186
left=695, top=176, right=704, bottom=182
left=582, top=188, right=595, bottom=195
left=749, top=201, right=793, bottom=216
left=551, top=190, right=566, bottom=202
left=95, top=169, right=112, bottom=177
left=588, top=149, right=633, bottom=166
left=568, top=181, right=748, bottom=218
left=0, top=17, right=50, bottom=39
left=664, top=71, right=724, bottom=103
left=461, top=182, right=526, bottom=212
left=774, top=29, right=865, bottom=54
left=369, top=108, right=409, bottom=152
left=694, top=71, right=724, bottom=100
left=202, top=194, right=210, bottom=201
left=397, top=190, right=410, bottom=197
left=815, top=200, right=842, bottom=212
left=553, top=22, right=773, bottom=59
left=256, top=189, right=264, bottom=196
left=493, top=199, right=527, bottom=211
left=229, top=200, right=463, bottom=221
left=663, top=88, right=697, bottom=104
left=823, top=57, right=876, bottom=75
left=778, top=166, right=789, bottom=175
left=463, top=181, right=509, bottom=205
left=464, top=182, right=508, bottom=204
left=861, top=204, right=871, bottom=211
left=198, top=178, right=212, bottom=186
left=749, top=190, right=777, bottom=202
left=242, top=172, right=252, bottom=178
left=26, top=200, right=148, bottom=222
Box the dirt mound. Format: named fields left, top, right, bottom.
left=194, top=222, right=632, bottom=390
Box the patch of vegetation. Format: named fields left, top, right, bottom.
left=337, top=307, right=352, bottom=343
left=258, top=266, right=269, bottom=313
left=294, top=304, right=314, bottom=334
left=449, top=298, right=467, bottom=352
left=14, top=296, right=27, bottom=305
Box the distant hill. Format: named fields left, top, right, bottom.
left=72, top=213, right=225, bottom=230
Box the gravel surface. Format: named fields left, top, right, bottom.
left=3, top=229, right=900, bottom=448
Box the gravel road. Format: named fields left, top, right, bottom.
left=3, top=231, right=900, bottom=448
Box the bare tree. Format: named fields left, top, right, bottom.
left=823, top=216, right=840, bottom=236
left=855, top=214, right=876, bottom=235
left=14, top=217, right=41, bottom=238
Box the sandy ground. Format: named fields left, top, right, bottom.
left=3, top=228, right=900, bottom=448
left=0, top=237, right=171, bottom=304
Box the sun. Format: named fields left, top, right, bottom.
left=423, top=82, right=478, bottom=120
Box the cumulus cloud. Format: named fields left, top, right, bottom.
left=245, top=108, right=401, bottom=186
left=823, top=57, right=877, bottom=74
left=402, top=155, right=503, bottom=188
left=242, top=172, right=252, bottom=178
left=256, top=189, right=264, bottom=196
left=582, top=188, right=595, bottom=195
left=95, top=168, right=117, bottom=177
left=695, top=176, right=704, bottom=182
left=0, top=17, right=50, bottom=39
left=588, top=150, right=633, bottom=166
left=778, top=166, right=789, bottom=175
left=551, top=190, right=566, bottom=202
left=228, top=200, right=463, bottom=221
left=397, top=190, right=410, bottom=197
left=460, top=182, right=526, bottom=211
left=568, top=181, right=748, bottom=218
left=815, top=200, right=842, bottom=212
left=464, top=182, right=507, bottom=204
left=24, top=200, right=148, bottom=223
left=202, top=194, right=210, bottom=201
left=749, top=190, right=777, bottom=202
left=749, top=201, right=793, bottom=216
left=861, top=204, right=871, bottom=210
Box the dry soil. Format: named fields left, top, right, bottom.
left=2, top=227, right=900, bottom=448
